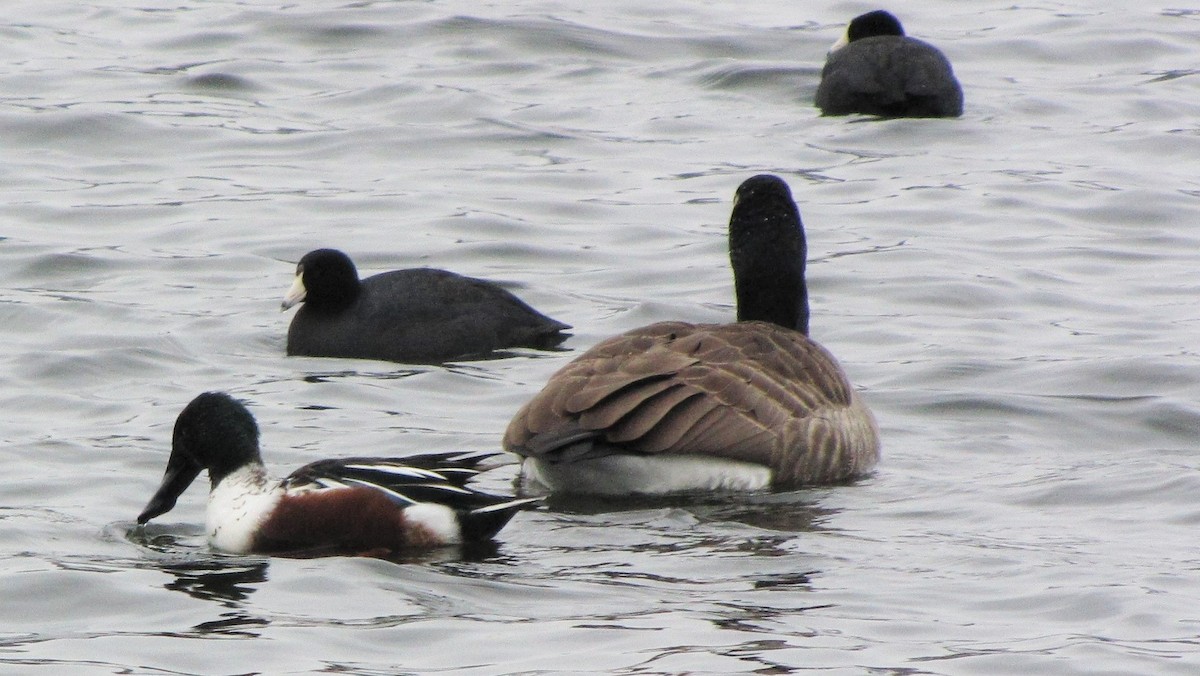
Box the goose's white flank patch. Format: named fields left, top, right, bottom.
left=522, top=455, right=771, bottom=496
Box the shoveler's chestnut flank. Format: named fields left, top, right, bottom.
left=138, top=392, right=536, bottom=556
left=503, top=175, right=880, bottom=495
left=281, top=248, right=570, bottom=364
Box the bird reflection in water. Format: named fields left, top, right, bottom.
left=162, top=559, right=268, bottom=606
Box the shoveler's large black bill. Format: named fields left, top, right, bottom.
left=137, top=452, right=203, bottom=524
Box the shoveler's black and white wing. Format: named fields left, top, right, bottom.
left=281, top=451, right=541, bottom=542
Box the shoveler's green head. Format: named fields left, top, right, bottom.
left=137, top=392, right=262, bottom=524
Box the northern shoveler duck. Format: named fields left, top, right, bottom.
left=138, top=392, right=537, bottom=556
left=503, top=174, right=880, bottom=495
left=816, top=10, right=963, bottom=118
left=281, top=248, right=570, bottom=363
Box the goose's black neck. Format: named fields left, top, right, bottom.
left=728, top=175, right=810, bottom=335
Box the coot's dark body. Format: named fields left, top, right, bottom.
left=284, top=249, right=569, bottom=364
left=816, top=10, right=963, bottom=118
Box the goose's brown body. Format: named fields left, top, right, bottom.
left=504, top=320, right=879, bottom=490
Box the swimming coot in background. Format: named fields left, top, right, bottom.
left=282, top=248, right=570, bottom=363
left=503, top=175, right=880, bottom=496
left=815, top=10, right=963, bottom=118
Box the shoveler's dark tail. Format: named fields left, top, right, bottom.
left=459, top=498, right=541, bottom=542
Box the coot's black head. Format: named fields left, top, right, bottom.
left=282, top=248, right=362, bottom=312
left=727, top=174, right=809, bottom=335
left=137, top=392, right=263, bottom=524
left=847, top=10, right=905, bottom=41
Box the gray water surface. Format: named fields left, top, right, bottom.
left=1, top=1, right=1199, bottom=673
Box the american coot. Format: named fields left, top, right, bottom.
left=281, top=248, right=570, bottom=363
left=503, top=175, right=880, bottom=496
left=137, top=392, right=538, bottom=556
left=816, top=10, right=963, bottom=118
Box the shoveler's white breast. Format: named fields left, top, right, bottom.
left=520, top=455, right=772, bottom=496
left=206, top=465, right=284, bottom=554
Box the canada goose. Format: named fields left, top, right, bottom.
left=282, top=248, right=570, bottom=364
left=816, top=10, right=963, bottom=118
left=503, top=174, right=880, bottom=495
